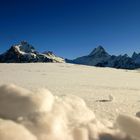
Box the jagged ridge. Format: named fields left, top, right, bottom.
left=72, top=46, right=140, bottom=69
left=1, top=42, right=140, bottom=69
left=0, top=41, right=65, bottom=63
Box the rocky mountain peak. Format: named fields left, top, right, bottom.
left=89, top=46, right=109, bottom=57
left=132, top=51, right=140, bottom=64
left=16, top=41, right=36, bottom=53
left=0, top=41, right=65, bottom=63
left=132, top=52, right=139, bottom=58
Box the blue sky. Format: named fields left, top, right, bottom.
left=0, top=0, right=140, bottom=59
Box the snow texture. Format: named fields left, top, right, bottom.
left=0, top=84, right=139, bottom=140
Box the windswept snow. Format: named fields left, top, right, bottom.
left=0, top=63, right=140, bottom=140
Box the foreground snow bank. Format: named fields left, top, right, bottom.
left=0, top=84, right=139, bottom=140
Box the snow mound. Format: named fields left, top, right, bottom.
left=0, top=119, right=36, bottom=140
left=116, top=114, right=140, bottom=139
left=0, top=84, right=54, bottom=120
left=0, top=84, right=139, bottom=140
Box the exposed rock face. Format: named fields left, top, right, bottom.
left=72, top=46, right=111, bottom=66
left=72, top=46, right=140, bottom=69
left=132, top=52, right=140, bottom=64
left=18, top=41, right=36, bottom=53
left=107, top=54, right=139, bottom=69
left=0, top=41, right=65, bottom=63
left=89, top=46, right=109, bottom=57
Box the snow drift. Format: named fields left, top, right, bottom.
left=0, top=84, right=139, bottom=140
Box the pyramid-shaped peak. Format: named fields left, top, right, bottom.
left=89, top=45, right=108, bottom=56
left=96, top=45, right=105, bottom=50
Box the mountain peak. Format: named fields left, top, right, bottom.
left=0, top=41, right=65, bottom=63
left=132, top=52, right=138, bottom=58
left=16, top=41, right=36, bottom=53
left=20, top=41, right=29, bottom=45
left=89, top=46, right=109, bottom=57
left=96, top=45, right=104, bottom=50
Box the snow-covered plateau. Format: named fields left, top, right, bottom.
left=0, top=63, right=140, bottom=140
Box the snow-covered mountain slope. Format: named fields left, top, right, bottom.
left=42, top=51, right=64, bottom=63
left=72, top=46, right=140, bottom=69
left=0, top=41, right=65, bottom=63
left=72, top=46, right=111, bottom=66
left=15, top=41, right=37, bottom=54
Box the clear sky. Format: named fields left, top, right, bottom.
left=0, top=0, right=140, bottom=59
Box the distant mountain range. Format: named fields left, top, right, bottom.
left=69, top=46, right=140, bottom=69
left=0, top=41, right=65, bottom=63
left=0, top=41, right=140, bottom=69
